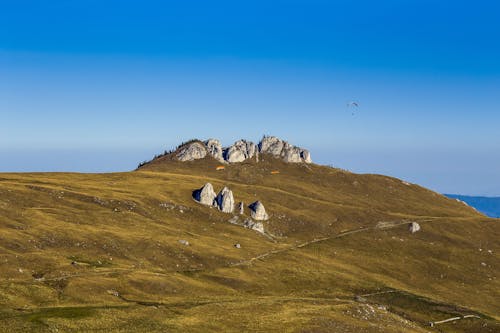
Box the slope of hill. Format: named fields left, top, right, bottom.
left=0, top=146, right=498, bottom=332
left=445, top=194, right=500, bottom=218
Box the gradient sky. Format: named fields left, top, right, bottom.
left=1, top=1, right=499, bottom=195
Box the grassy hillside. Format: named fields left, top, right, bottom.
left=0, top=156, right=498, bottom=332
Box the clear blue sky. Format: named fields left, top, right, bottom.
left=1, top=1, right=499, bottom=195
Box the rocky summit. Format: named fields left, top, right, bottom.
left=175, top=136, right=312, bottom=164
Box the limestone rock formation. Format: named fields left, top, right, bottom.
left=249, top=201, right=269, bottom=221
left=194, top=183, right=217, bottom=206
left=259, top=136, right=285, bottom=156
left=205, top=139, right=225, bottom=162
left=409, top=222, right=421, bottom=233
left=224, top=140, right=258, bottom=163
left=215, top=187, right=234, bottom=213
left=171, top=136, right=311, bottom=164
left=176, top=142, right=207, bottom=161
left=259, top=136, right=311, bottom=164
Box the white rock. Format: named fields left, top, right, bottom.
left=215, top=187, right=234, bottom=213
left=238, top=202, right=244, bottom=215
left=225, top=140, right=257, bottom=163
left=409, top=222, right=421, bottom=233
left=194, top=183, right=217, bottom=206
left=204, top=139, right=225, bottom=162
left=249, top=201, right=269, bottom=221
left=258, top=136, right=311, bottom=163
left=283, top=147, right=303, bottom=163
left=176, top=142, right=207, bottom=161
left=178, top=239, right=189, bottom=246
left=174, top=136, right=312, bottom=164
left=259, top=136, right=285, bottom=156
left=300, top=149, right=312, bottom=163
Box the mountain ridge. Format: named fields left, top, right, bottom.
left=138, top=136, right=312, bottom=169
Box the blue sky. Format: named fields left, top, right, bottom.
left=1, top=0, right=499, bottom=195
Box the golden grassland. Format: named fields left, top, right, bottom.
left=0, top=156, right=498, bottom=332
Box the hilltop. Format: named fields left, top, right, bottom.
left=0, top=137, right=498, bottom=332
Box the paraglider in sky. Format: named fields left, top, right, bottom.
left=347, top=101, right=359, bottom=115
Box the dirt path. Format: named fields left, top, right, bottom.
left=230, top=220, right=418, bottom=267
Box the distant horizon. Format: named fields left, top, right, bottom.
left=2, top=1, right=499, bottom=197
left=1, top=138, right=499, bottom=197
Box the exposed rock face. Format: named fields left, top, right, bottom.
left=205, top=139, right=225, bottom=162
left=176, top=142, right=207, bottom=161
left=225, top=140, right=258, bottom=163
left=409, top=222, right=421, bottom=233
left=173, top=136, right=311, bottom=164
left=215, top=187, right=234, bottom=213
left=194, top=183, right=217, bottom=206
left=259, top=136, right=285, bottom=156
left=259, top=136, right=311, bottom=164
left=238, top=202, right=245, bottom=215
left=283, top=146, right=303, bottom=163
left=249, top=201, right=269, bottom=221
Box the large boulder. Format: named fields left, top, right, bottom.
left=194, top=183, right=217, bottom=206
left=205, top=139, right=225, bottom=163
left=249, top=201, right=269, bottom=221
left=215, top=187, right=234, bottom=213
left=224, top=140, right=258, bottom=163
left=176, top=142, right=207, bottom=161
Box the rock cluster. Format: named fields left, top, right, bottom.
left=193, top=183, right=235, bottom=213
left=176, top=136, right=311, bottom=164
left=259, top=136, right=312, bottom=164
left=225, top=140, right=258, bottom=163
left=193, top=184, right=269, bottom=234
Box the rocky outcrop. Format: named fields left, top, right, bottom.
left=176, top=142, right=207, bottom=161
left=193, top=183, right=217, bottom=206
left=174, top=136, right=311, bottom=164
left=194, top=184, right=268, bottom=234
left=205, top=139, right=225, bottom=162
left=409, top=222, right=421, bottom=233
left=249, top=201, right=269, bottom=221
left=259, top=136, right=284, bottom=156
left=224, top=140, right=258, bottom=163
left=215, top=187, right=234, bottom=213
left=260, top=136, right=312, bottom=164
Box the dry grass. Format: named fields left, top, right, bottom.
left=0, top=156, right=498, bottom=332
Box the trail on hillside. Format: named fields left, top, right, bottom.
left=1, top=219, right=425, bottom=287
left=229, top=220, right=424, bottom=267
